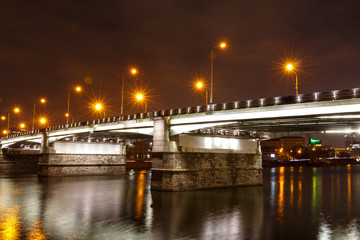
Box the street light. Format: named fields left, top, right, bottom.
left=135, top=93, right=147, bottom=112
left=94, top=103, right=105, bottom=118
left=39, top=117, right=47, bottom=127
left=33, top=98, right=46, bottom=130
left=285, top=63, right=299, bottom=95
left=67, top=86, right=82, bottom=124
left=210, top=42, right=226, bottom=104
left=121, top=68, right=138, bottom=116
left=1, top=107, right=20, bottom=134
left=195, top=80, right=208, bottom=105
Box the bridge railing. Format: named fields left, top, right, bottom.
left=3, top=88, right=359, bottom=139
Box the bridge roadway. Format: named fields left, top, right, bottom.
left=1, top=88, right=360, bottom=191
left=1, top=87, right=360, bottom=147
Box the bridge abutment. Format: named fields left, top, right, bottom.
left=38, top=141, right=126, bottom=176
left=151, top=117, right=262, bottom=191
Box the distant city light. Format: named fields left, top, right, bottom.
left=40, top=98, right=46, bottom=103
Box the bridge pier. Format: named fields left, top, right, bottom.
left=151, top=117, right=263, bottom=191
left=38, top=139, right=126, bottom=176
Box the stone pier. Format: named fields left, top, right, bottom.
left=151, top=117, right=263, bottom=191
left=38, top=136, right=126, bottom=176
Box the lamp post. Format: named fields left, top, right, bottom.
left=286, top=64, right=298, bottom=95
left=94, top=103, right=105, bottom=118
left=66, top=86, right=82, bottom=124
left=33, top=98, right=46, bottom=130
left=121, top=68, right=138, bottom=116
left=195, top=81, right=208, bottom=105
left=210, top=42, right=226, bottom=104
left=135, top=93, right=147, bottom=112
left=4, top=107, right=20, bottom=136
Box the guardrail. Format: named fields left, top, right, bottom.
left=3, top=88, right=359, bottom=139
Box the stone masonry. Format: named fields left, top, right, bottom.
left=151, top=117, right=263, bottom=191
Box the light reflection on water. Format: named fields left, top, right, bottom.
left=0, top=165, right=359, bottom=239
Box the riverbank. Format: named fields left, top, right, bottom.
left=262, top=157, right=358, bottom=167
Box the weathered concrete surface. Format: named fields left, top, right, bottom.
left=151, top=152, right=262, bottom=191
left=151, top=128, right=263, bottom=191
left=38, top=154, right=126, bottom=176
left=0, top=149, right=40, bottom=173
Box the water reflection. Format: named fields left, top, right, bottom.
left=26, top=219, right=46, bottom=240
left=0, top=205, right=21, bottom=240
left=0, top=165, right=360, bottom=239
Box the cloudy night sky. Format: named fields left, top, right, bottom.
left=1, top=0, right=360, bottom=145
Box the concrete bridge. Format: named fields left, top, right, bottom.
left=1, top=88, right=360, bottom=191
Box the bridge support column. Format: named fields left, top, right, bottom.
left=151, top=118, right=262, bottom=191
left=38, top=141, right=126, bottom=176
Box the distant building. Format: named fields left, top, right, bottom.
left=261, top=136, right=306, bottom=161
left=345, top=133, right=357, bottom=149
left=126, top=141, right=152, bottom=159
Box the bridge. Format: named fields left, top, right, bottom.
left=1, top=88, right=360, bottom=191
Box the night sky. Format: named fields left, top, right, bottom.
left=1, top=0, right=360, bottom=146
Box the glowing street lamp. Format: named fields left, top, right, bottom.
left=95, top=103, right=102, bottom=110
left=67, top=86, right=82, bottom=124
left=135, top=93, right=147, bottom=112
left=19, top=123, right=26, bottom=131
left=195, top=80, right=208, bottom=105
left=1, top=116, right=5, bottom=121
left=210, top=42, right=227, bottom=104
left=285, top=63, right=299, bottom=95
left=121, top=68, right=138, bottom=116
left=33, top=98, right=46, bottom=130
left=40, top=118, right=46, bottom=125
left=5, top=107, right=20, bottom=135
left=2, top=130, right=7, bottom=135
left=94, top=103, right=105, bottom=118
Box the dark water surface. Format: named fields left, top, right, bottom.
left=1, top=165, right=360, bottom=239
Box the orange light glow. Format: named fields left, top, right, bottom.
left=286, top=64, right=293, bottom=71
left=75, top=86, right=82, bottom=92
left=136, top=93, right=144, bottom=101
left=19, top=123, right=25, bottom=129
left=95, top=104, right=102, bottom=110
left=40, top=118, right=46, bottom=124
left=40, top=98, right=46, bottom=103
left=131, top=68, right=137, bottom=75
left=1, top=116, right=5, bottom=120
left=65, top=113, right=69, bottom=117
left=220, top=42, right=226, bottom=48
left=2, top=130, right=7, bottom=134
left=13, top=108, right=20, bottom=113
left=196, top=82, right=203, bottom=89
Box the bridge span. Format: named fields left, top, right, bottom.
left=1, top=88, right=360, bottom=191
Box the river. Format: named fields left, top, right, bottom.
left=0, top=165, right=359, bottom=239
